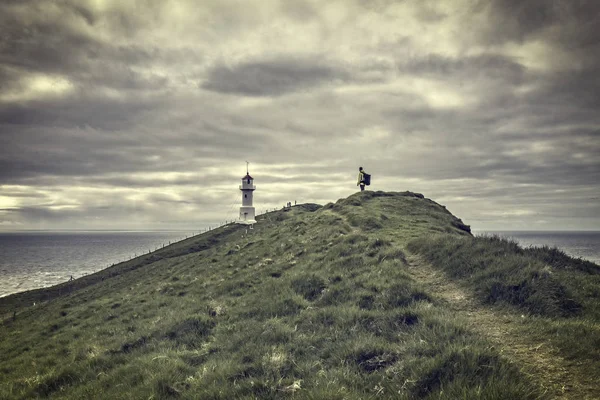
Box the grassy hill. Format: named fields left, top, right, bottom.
left=1, top=191, right=599, bottom=399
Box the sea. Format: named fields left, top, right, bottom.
left=0, top=230, right=599, bottom=299
left=0, top=231, right=194, bottom=298
left=474, top=230, right=600, bottom=266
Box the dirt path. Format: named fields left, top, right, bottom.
left=404, top=251, right=598, bottom=400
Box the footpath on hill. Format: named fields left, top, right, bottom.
left=403, top=251, right=598, bottom=400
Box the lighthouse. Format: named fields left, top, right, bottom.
left=238, top=163, right=256, bottom=224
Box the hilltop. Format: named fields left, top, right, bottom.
left=1, top=191, right=599, bottom=399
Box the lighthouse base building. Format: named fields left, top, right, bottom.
left=237, top=171, right=256, bottom=225
left=239, top=206, right=256, bottom=224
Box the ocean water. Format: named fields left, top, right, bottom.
left=474, top=230, right=600, bottom=265
left=0, top=231, right=194, bottom=298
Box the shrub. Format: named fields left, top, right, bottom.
left=414, top=349, right=535, bottom=399
left=482, top=270, right=581, bottom=316
left=354, top=310, right=420, bottom=338
left=35, top=367, right=81, bottom=397
left=358, top=294, right=375, bottom=310
left=381, top=282, right=431, bottom=309
left=119, top=336, right=149, bottom=354
left=165, top=317, right=215, bottom=349
left=291, top=275, right=326, bottom=301
left=260, top=298, right=303, bottom=318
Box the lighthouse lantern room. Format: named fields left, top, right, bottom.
left=238, top=163, right=256, bottom=224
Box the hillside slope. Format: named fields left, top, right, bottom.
left=1, top=191, right=599, bottom=399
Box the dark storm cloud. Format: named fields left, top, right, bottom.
left=530, top=69, right=600, bottom=115
left=88, top=176, right=200, bottom=189
left=0, top=93, right=164, bottom=130
left=0, top=152, right=150, bottom=184
left=1, top=206, right=69, bottom=222
left=0, top=88, right=286, bottom=187
left=0, top=67, right=23, bottom=93
left=478, top=0, right=558, bottom=44
left=2, top=205, right=138, bottom=227
left=0, top=4, right=99, bottom=74
left=0, top=1, right=197, bottom=96
left=375, top=76, right=599, bottom=188
left=398, top=53, right=526, bottom=84
left=201, top=58, right=348, bottom=97
left=375, top=143, right=599, bottom=189
left=480, top=0, right=600, bottom=46
left=0, top=123, right=271, bottom=185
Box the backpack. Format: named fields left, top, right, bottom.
left=363, top=173, right=371, bottom=186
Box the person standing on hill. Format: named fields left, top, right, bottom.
left=357, top=167, right=366, bottom=191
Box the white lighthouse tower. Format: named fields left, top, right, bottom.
left=238, top=162, right=256, bottom=224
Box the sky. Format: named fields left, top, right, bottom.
left=1, top=0, right=599, bottom=231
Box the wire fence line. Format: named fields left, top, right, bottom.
left=63, top=202, right=299, bottom=285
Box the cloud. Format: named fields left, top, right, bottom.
left=201, top=57, right=348, bottom=97
left=398, top=53, right=527, bottom=84
left=0, top=0, right=598, bottom=231
left=480, top=0, right=600, bottom=47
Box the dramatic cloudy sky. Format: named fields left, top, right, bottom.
left=1, top=0, right=599, bottom=231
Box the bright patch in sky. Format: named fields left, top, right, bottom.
left=1, top=74, right=74, bottom=102
left=0, top=196, right=19, bottom=209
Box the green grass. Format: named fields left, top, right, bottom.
left=1, top=191, right=592, bottom=399
left=406, top=235, right=589, bottom=317
left=407, top=233, right=600, bottom=383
